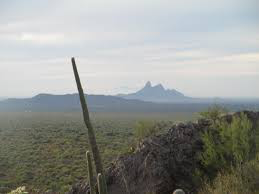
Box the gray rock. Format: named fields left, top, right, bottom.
left=68, top=111, right=259, bottom=194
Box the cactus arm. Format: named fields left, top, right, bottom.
left=97, top=173, right=107, bottom=194
left=97, top=173, right=103, bottom=194
left=86, top=151, right=96, bottom=194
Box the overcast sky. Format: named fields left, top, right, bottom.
left=0, top=0, right=258, bottom=98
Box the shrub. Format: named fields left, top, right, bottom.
left=199, top=154, right=259, bottom=194
left=199, top=105, right=228, bottom=123
left=134, top=121, right=158, bottom=142
left=200, top=112, right=254, bottom=177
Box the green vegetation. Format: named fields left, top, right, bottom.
left=134, top=121, right=157, bottom=142
left=0, top=112, right=193, bottom=193
left=198, top=106, right=259, bottom=193
left=133, top=120, right=172, bottom=144
left=2, top=105, right=257, bottom=193
left=199, top=154, right=259, bottom=194
left=199, top=105, right=228, bottom=123
left=201, top=112, right=254, bottom=176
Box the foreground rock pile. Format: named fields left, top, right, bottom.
left=68, top=111, right=259, bottom=194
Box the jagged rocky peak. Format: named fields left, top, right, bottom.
left=143, top=81, right=164, bottom=90
left=144, top=81, right=152, bottom=88
left=153, top=83, right=164, bottom=90
left=118, top=81, right=189, bottom=103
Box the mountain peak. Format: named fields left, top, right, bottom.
left=144, top=81, right=152, bottom=88
left=153, top=83, right=164, bottom=90
left=119, top=81, right=188, bottom=103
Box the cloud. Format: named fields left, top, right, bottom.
left=19, top=33, right=65, bottom=44
left=0, top=0, right=258, bottom=97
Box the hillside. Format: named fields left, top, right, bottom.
left=69, top=111, right=259, bottom=194
left=0, top=93, right=258, bottom=113
left=0, top=93, right=258, bottom=112
left=0, top=93, right=144, bottom=112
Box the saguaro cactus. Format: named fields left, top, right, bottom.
left=86, top=151, right=95, bottom=194
left=71, top=57, right=104, bottom=175
left=97, top=173, right=107, bottom=194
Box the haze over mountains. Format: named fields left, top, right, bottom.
left=0, top=81, right=258, bottom=112
left=117, top=81, right=259, bottom=104
left=0, top=97, right=7, bottom=101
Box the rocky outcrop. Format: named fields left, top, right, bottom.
left=68, top=111, right=259, bottom=194
left=117, top=81, right=190, bottom=103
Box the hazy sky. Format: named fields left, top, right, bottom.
left=0, top=0, right=258, bottom=98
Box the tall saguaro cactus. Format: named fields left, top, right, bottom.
left=86, top=151, right=95, bottom=194
left=71, top=57, right=104, bottom=176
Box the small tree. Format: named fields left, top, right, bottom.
left=200, top=105, right=228, bottom=124
left=201, top=112, right=254, bottom=177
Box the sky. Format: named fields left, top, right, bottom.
left=0, top=0, right=258, bottom=98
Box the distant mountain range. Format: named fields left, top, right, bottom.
left=0, top=97, right=7, bottom=101
left=117, top=81, right=259, bottom=104
left=0, top=82, right=258, bottom=112
left=117, top=81, right=227, bottom=103
left=117, top=81, right=191, bottom=103
left=0, top=93, right=210, bottom=112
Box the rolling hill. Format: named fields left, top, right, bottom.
left=0, top=93, right=258, bottom=112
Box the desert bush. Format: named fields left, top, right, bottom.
left=134, top=120, right=158, bottom=142
left=199, top=105, right=228, bottom=123
left=199, top=154, right=259, bottom=194
left=200, top=112, right=254, bottom=177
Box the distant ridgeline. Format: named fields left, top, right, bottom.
left=117, top=81, right=190, bottom=103
left=117, top=81, right=259, bottom=104
left=0, top=91, right=258, bottom=112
